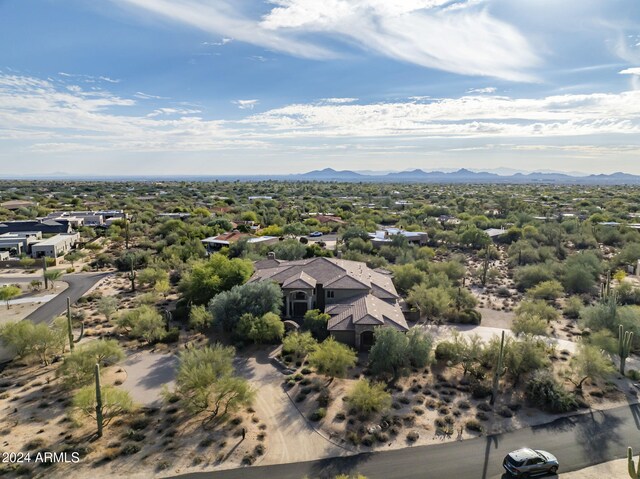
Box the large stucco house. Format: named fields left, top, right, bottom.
left=249, top=255, right=408, bottom=349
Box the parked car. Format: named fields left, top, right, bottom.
left=503, top=448, right=558, bottom=477
left=309, top=231, right=323, bottom=237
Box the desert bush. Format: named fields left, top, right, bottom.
left=525, top=370, right=578, bottom=413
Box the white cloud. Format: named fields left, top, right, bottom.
left=202, top=37, right=233, bottom=46
left=113, top=0, right=539, bottom=81
left=146, top=107, right=202, bottom=117
left=260, top=0, right=539, bottom=81
left=117, top=0, right=333, bottom=59
left=3, top=71, right=640, bottom=163
left=620, top=67, right=640, bottom=75
left=468, top=87, right=497, bottom=94
left=319, top=97, right=358, bottom=104
left=233, top=99, right=259, bottom=109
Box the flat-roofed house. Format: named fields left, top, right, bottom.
left=31, top=233, right=80, bottom=259
left=369, top=228, right=428, bottom=247
left=0, top=220, right=72, bottom=235
left=201, top=232, right=279, bottom=253
left=0, top=231, right=42, bottom=256
left=249, top=256, right=408, bottom=350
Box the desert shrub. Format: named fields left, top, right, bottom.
left=406, top=431, right=419, bottom=442
left=525, top=370, right=578, bottom=413
left=563, top=296, right=584, bottom=319
left=512, top=314, right=547, bottom=336
left=527, top=280, right=564, bottom=300
left=310, top=408, right=327, bottom=421
left=346, top=379, right=392, bottom=416
left=434, top=341, right=461, bottom=362
left=445, top=309, right=481, bottom=325
left=465, top=419, right=483, bottom=432
left=470, top=382, right=491, bottom=399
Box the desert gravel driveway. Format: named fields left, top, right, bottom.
left=235, top=348, right=348, bottom=465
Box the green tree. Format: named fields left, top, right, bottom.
left=209, top=281, right=283, bottom=332
left=138, top=267, right=169, bottom=288
left=44, top=269, right=64, bottom=289
left=273, top=239, right=307, bottom=260
left=64, top=251, right=84, bottom=267
left=369, top=328, right=409, bottom=379
left=303, top=309, right=330, bottom=340
left=72, top=383, right=134, bottom=430
left=58, top=340, right=125, bottom=387
left=116, top=305, right=167, bottom=343
left=31, top=322, right=67, bottom=365
left=96, top=296, right=118, bottom=320
left=391, top=264, right=427, bottom=295
left=178, top=254, right=253, bottom=305
left=346, top=379, right=392, bottom=416
left=0, top=320, right=34, bottom=357
left=0, top=285, right=21, bottom=309
left=407, top=284, right=451, bottom=320
left=237, top=312, right=284, bottom=344
left=309, top=337, right=357, bottom=379
left=282, top=331, right=317, bottom=361
left=406, top=328, right=433, bottom=368
left=567, top=343, right=615, bottom=391
left=172, top=345, right=253, bottom=418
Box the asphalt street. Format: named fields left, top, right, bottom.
left=24, top=272, right=110, bottom=324
left=173, top=403, right=640, bottom=479
left=0, top=272, right=110, bottom=363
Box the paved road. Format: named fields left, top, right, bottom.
left=172, top=403, right=640, bottom=479
left=0, top=272, right=110, bottom=363
left=24, top=272, right=110, bottom=324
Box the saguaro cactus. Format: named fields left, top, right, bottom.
left=490, top=330, right=507, bottom=405
left=43, top=257, right=49, bottom=290
left=95, top=363, right=103, bottom=438
left=629, top=447, right=639, bottom=478
left=481, top=244, right=490, bottom=287
left=619, top=324, right=634, bottom=376
left=66, top=297, right=85, bottom=352
left=124, top=211, right=130, bottom=250
left=128, top=257, right=136, bottom=292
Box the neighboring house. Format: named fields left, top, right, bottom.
left=484, top=228, right=508, bottom=240
left=369, top=228, right=428, bottom=247
left=44, top=210, right=126, bottom=227
left=0, top=231, right=42, bottom=256
left=250, top=256, right=408, bottom=350
left=201, top=232, right=279, bottom=253
left=31, top=233, right=80, bottom=259
left=0, top=220, right=72, bottom=235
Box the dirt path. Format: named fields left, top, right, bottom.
left=235, top=348, right=348, bottom=465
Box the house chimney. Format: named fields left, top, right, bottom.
left=267, top=251, right=276, bottom=260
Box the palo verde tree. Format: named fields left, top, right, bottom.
left=0, top=285, right=21, bottom=309
left=171, top=344, right=254, bottom=421
left=72, top=363, right=134, bottom=437
left=308, top=337, right=357, bottom=381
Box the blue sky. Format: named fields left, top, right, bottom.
left=1, top=0, right=640, bottom=175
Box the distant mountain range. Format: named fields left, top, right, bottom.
left=3, top=168, right=640, bottom=184
left=291, top=168, right=640, bottom=184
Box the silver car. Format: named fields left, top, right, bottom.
left=503, top=448, right=559, bottom=477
